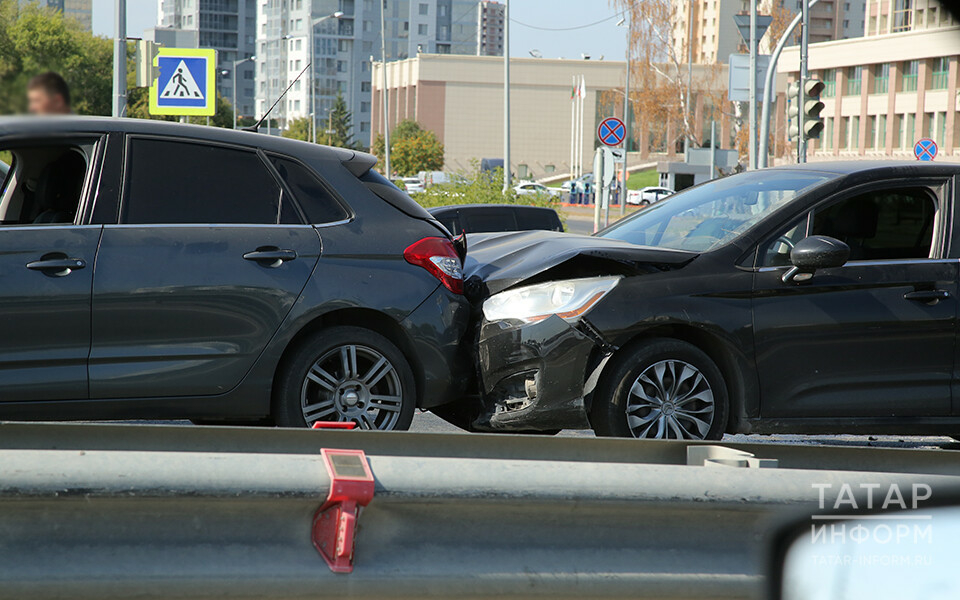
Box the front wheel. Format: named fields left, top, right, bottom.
left=273, top=326, right=416, bottom=430
left=591, top=338, right=728, bottom=440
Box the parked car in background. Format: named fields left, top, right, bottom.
left=428, top=204, right=563, bottom=235
left=514, top=182, right=561, bottom=198
left=461, top=162, right=960, bottom=441
left=402, top=176, right=424, bottom=194
left=627, top=186, right=675, bottom=205
left=561, top=173, right=593, bottom=194
left=0, top=116, right=471, bottom=431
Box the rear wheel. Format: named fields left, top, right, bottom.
left=591, top=338, right=727, bottom=440
left=274, top=326, right=416, bottom=430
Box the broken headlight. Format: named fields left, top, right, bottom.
left=482, top=276, right=622, bottom=325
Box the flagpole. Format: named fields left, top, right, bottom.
left=570, top=75, right=576, bottom=183
left=579, top=75, right=586, bottom=183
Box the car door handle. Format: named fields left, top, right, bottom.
left=26, top=257, right=86, bottom=276
left=904, top=289, right=951, bottom=304
left=243, top=248, right=297, bottom=267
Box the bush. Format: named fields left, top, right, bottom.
left=415, top=168, right=560, bottom=214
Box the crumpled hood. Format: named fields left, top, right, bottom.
left=462, top=230, right=698, bottom=298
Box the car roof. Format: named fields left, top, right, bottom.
left=0, top=115, right=378, bottom=176
left=764, top=160, right=960, bottom=177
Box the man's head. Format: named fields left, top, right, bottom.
left=27, top=72, right=71, bottom=115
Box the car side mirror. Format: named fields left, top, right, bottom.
left=782, top=235, right=849, bottom=284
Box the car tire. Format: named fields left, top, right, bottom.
left=590, top=338, right=728, bottom=440
left=273, top=326, right=416, bottom=431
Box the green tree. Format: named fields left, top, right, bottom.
left=372, top=119, right=444, bottom=177
left=282, top=92, right=360, bottom=148
left=0, top=0, right=112, bottom=115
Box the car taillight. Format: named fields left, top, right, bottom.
left=403, top=237, right=464, bottom=294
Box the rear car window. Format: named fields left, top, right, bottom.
left=123, top=139, right=294, bottom=225
left=516, top=207, right=563, bottom=231
left=359, top=169, right=435, bottom=220
left=269, top=156, right=349, bottom=224
left=462, top=209, right=518, bottom=233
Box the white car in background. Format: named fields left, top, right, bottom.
left=402, top=177, right=425, bottom=194
left=627, top=186, right=675, bottom=205
left=514, top=182, right=561, bottom=197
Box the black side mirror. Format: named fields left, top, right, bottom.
left=782, top=235, right=849, bottom=284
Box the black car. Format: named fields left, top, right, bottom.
left=0, top=116, right=470, bottom=430
left=428, top=204, right=564, bottom=235
left=461, top=162, right=960, bottom=439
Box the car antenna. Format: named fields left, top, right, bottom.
left=244, top=62, right=311, bottom=133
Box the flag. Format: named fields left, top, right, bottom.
left=577, top=76, right=586, bottom=99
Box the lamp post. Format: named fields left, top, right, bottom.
left=232, top=56, right=255, bottom=130
left=380, top=0, right=391, bottom=177
left=617, top=12, right=631, bottom=217
left=309, top=11, right=344, bottom=144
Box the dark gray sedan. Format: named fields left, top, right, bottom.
left=0, top=116, right=470, bottom=430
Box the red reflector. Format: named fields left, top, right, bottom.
left=312, top=448, right=375, bottom=573
left=312, top=421, right=358, bottom=430
left=403, top=237, right=464, bottom=294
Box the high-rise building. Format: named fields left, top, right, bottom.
left=19, top=0, right=91, bottom=30
left=674, top=0, right=866, bottom=64
left=476, top=1, right=504, bottom=56
left=256, top=0, right=502, bottom=147
left=157, top=0, right=258, bottom=121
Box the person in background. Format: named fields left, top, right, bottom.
left=27, top=72, right=72, bottom=115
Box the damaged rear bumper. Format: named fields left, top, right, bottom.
left=474, top=315, right=612, bottom=432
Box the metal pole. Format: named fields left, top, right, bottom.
left=758, top=1, right=818, bottom=168
left=502, top=0, right=511, bottom=193
left=380, top=0, right=391, bottom=177
left=798, top=0, right=810, bottom=163
left=748, top=0, right=757, bottom=169
left=232, top=65, right=238, bottom=130
left=112, top=0, right=126, bottom=117
left=620, top=10, right=630, bottom=217
left=709, top=120, right=717, bottom=179
left=310, top=28, right=316, bottom=143
left=686, top=0, right=693, bottom=151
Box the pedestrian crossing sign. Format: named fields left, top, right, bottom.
left=149, top=48, right=217, bottom=116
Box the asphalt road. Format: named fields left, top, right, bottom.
left=409, top=410, right=960, bottom=450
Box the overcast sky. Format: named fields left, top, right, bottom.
left=90, top=0, right=627, bottom=61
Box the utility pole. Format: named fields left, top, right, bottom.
left=620, top=9, right=630, bottom=217
left=502, top=0, right=511, bottom=193
left=686, top=1, right=693, bottom=153
left=748, top=0, right=757, bottom=169
left=379, top=1, right=391, bottom=177
left=112, top=0, right=126, bottom=117
left=798, top=0, right=810, bottom=163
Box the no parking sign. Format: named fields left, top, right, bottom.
left=914, top=138, right=938, bottom=161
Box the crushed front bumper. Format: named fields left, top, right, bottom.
left=474, top=315, right=612, bottom=432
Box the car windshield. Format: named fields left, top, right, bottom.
left=598, top=170, right=836, bottom=252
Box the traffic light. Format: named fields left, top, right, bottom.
left=135, top=39, right=160, bottom=88
left=787, top=79, right=825, bottom=141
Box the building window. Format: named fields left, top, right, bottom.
left=846, top=66, right=861, bottom=95
left=903, top=113, right=916, bottom=148
left=822, top=68, right=836, bottom=97
left=419, top=2, right=428, bottom=15
left=901, top=60, right=919, bottom=92
left=931, top=57, right=949, bottom=90
left=418, top=23, right=428, bottom=35
left=360, top=121, right=370, bottom=132
left=361, top=101, right=370, bottom=112
left=823, top=117, right=833, bottom=151
left=361, top=81, right=371, bottom=92
left=892, top=0, right=912, bottom=32
left=878, top=114, right=887, bottom=149
left=849, top=116, right=860, bottom=149
left=873, top=64, right=889, bottom=94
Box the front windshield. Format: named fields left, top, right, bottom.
left=599, top=170, right=836, bottom=252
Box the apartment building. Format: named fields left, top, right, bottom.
left=157, top=0, right=258, bottom=120
left=256, top=0, right=500, bottom=147
left=476, top=1, right=504, bottom=56
left=780, top=0, right=960, bottom=161
left=19, top=0, right=92, bottom=30
left=676, top=0, right=865, bottom=64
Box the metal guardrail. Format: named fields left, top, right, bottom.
left=0, top=423, right=957, bottom=599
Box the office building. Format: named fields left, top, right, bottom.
left=256, top=0, right=503, bottom=147
left=157, top=0, right=258, bottom=121
left=780, top=0, right=959, bottom=160
left=19, top=0, right=92, bottom=30
left=675, top=0, right=865, bottom=64
left=476, top=1, right=504, bottom=56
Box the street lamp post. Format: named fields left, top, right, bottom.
left=380, top=0, right=391, bottom=177
left=309, top=11, right=344, bottom=144
left=618, top=12, right=631, bottom=217
left=232, top=56, right=255, bottom=130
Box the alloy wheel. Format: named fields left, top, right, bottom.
left=300, top=344, right=404, bottom=430
left=625, top=359, right=715, bottom=440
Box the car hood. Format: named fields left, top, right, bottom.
left=462, top=230, right=698, bottom=299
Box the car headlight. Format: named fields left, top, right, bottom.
left=482, top=276, right=622, bottom=325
